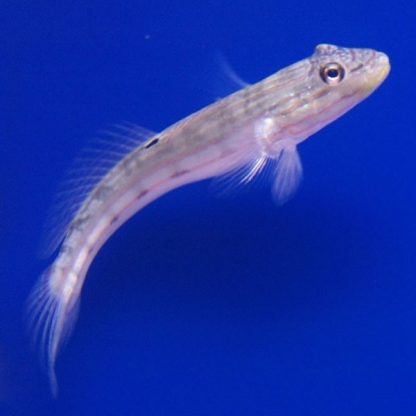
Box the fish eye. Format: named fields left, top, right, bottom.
left=319, top=62, right=345, bottom=85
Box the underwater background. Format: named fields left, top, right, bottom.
left=2, top=1, right=415, bottom=415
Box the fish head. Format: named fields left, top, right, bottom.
left=273, top=44, right=390, bottom=142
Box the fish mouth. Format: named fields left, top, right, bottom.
left=365, top=52, right=390, bottom=93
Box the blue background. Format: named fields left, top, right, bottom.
left=1, top=1, right=415, bottom=415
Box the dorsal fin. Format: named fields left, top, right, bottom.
left=38, top=122, right=158, bottom=258
left=214, top=52, right=251, bottom=95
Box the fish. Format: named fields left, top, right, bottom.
left=27, top=44, right=390, bottom=393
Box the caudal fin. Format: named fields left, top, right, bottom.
left=26, top=265, right=80, bottom=396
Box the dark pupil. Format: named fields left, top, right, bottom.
left=327, top=68, right=339, bottom=78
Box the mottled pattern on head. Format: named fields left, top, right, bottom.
left=256, top=44, right=390, bottom=142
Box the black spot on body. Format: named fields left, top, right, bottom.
left=137, top=189, right=149, bottom=199
left=171, top=169, right=189, bottom=178
left=144, top=138, right=159, bottom=149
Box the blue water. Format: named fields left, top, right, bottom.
left=2, top=1, right=415, bottom=415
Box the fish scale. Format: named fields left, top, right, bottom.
left=27, top=44, right=390, bottom=394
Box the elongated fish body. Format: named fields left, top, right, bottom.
left=28, top=44, right=390, bottom=393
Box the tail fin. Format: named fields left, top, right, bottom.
left=26, top=265, right=80, bottom=396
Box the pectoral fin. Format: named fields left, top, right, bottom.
left=272, top=145, right=303, bottom=205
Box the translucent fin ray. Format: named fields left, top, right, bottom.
left=215, top=52, right=251, bottom=93
left=38, top=122, right=158, bottom=258
left=271, top=145, right=303, bottom=204
left=26, top=266, right=81, bottom=396
left=211, top=154, right=271, bottom=196
left=195, top=52, right=251, bottom=101
left=212, top=144, right=303, bottom=204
